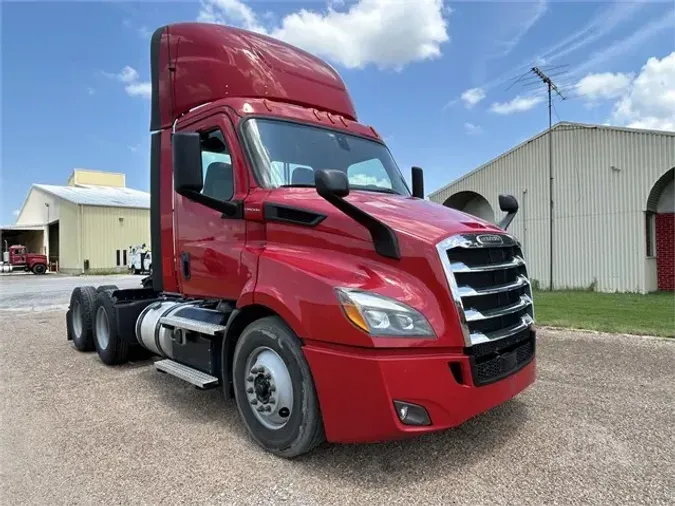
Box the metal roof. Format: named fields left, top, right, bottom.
left=429, top=121, right=675, bottom=199
left=0, top=224, right=45, bottom=230
left=34, top=184, right=150, bottom=209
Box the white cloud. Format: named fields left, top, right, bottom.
left=493, top=0, right=547, bottom=58
left=461, top=87, right=486, bottom=108
left=538, top=1, right=645, bottom=64
left=87, top=87, right=95, bottom=96
left=138, top=26, right=152, bottom=39
left=464, top=123, right=482, bottom=135
left=610, top=52, right=675, bottom=132
left=490, top=95, right=543, bottom=115
left=12, top=210, right=20, bottom=217
left=128, top=144, right=141, bottom=153
left=575, top=72, right=634, bottom=101
left=443, top=3, right=667, bottom=110
left=573, top=11, right=675, bottom=77
left=125, top=82, right=152, bottom=99
left=118, top=66, right=139, bottom=84
left=104, top=65, right=151, bottom=99
left=198, top=0, right=450, bottom=70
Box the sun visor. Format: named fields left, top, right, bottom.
left=150, top=23, right=357, bottom=131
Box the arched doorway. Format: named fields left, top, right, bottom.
left=443, top=191, right=495, bottom=223
left=646, top=167, right=674, bottom=291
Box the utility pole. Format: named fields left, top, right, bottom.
left=531, top=66, right=565, bottom=291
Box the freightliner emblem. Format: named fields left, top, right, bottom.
left=476, top=234, right=504, bottom=245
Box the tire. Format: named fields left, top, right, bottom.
left=32, top=263, right=47, bottom=275
left=232, top=316, right=325, bottom=458
left=92, top=291, right=129, bottom=365
left=67, top=286, right=98, bottom=351
left=96, top=284, right=119, bottom=293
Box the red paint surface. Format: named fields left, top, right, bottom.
left=156, top=23, right=356, bottom=130
left=7, top=245, right=47, bottom=269
left=656, top=213, right=674, bottom=291
left=304, top=342, right=536, bottom=443
left=153, top=22, right=535, bottom=443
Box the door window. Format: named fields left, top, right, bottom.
left=200, top=130, right=234, bottom=202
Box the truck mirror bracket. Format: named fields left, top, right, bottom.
left=497, top=194, right=519, bottom=231
left=314, top=170, right=400, bottom=260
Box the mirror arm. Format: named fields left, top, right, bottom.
left=498, top=212, right=516, bottom=231
left=319, top=192, right=400, bottom=259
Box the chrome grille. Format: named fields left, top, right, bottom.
left=436, top=233, right=534, bottom=347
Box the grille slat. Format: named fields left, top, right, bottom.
left=437, top=232, right=536, bottom=385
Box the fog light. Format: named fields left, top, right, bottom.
left=393, top=401, right=431, bottom=426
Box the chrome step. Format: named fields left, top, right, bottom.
left=159, top=315, right=227, bottom=336
left=155, top=359, right=219, bottom=389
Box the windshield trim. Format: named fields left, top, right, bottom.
left=238, top=116, right=411, bottom=195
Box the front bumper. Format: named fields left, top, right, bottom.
left=303, top=331, right=536, bottom=443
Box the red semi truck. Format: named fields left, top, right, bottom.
left=1, top=244, right=48, bottom=274
left=66, top=23, right=536, bottom=458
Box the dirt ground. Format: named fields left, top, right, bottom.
left=0, top=308, right=673, bottom=505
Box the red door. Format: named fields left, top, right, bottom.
left=174, top=113, right=250, bottom=300
left=11, top=247, right=26, bottom=266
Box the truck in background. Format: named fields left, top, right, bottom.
left=128, top=244, right=152, bottom=275
left=1, top=244, right=48, bottom=274
left=65, top=23, right=536, bottom=458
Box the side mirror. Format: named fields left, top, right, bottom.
left=315, top=169, right=349, bottom=198
left=172, top=132, right=203, bottom=196
left=497, top=194, right=519, bottom=230
left=499, top=194, right=518, bottom=214
left=411, top=166, right=424, bottom=199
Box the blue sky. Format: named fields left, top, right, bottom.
left=1, top=0, right=674, bottom=223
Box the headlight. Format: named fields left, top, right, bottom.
left=335, top=288, right=435, bottom=337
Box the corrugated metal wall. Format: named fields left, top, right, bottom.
left=430, top=124, right=675, bottom=293
left=81, top=206, right=150, bottom=271
left=58, top=201, right=80, bottom=272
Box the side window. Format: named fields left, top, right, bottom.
left=200, top=130, right=233, bottom=202
left=347, top=159, right=393, bottom=189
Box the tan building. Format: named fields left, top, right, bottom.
left=1, top=169, right=150, bottom=274
left=430, top=123, right=675, bottom=293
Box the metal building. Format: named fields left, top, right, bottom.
left=1, top=169, right=150, bottom=274
left=430, top=122, right=675, bottom=293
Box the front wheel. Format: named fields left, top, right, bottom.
left=232, top=316, right=325, bottom=458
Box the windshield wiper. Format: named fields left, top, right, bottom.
left=281, top=183, right=402, bottom=196
left=351, top=186, right=401, bottom=195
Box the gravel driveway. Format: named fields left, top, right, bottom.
left=0, top=308, right=673, bottom=505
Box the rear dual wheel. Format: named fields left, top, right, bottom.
left=92, top=291, right=129, bottom=365
left=67, top=286, right=98, bottom=351
left=232, top=316, right=325, bottom=458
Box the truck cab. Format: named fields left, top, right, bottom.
left=4, top=245, right=48, bottom=274
left=66, top=23, right=536, bottom=458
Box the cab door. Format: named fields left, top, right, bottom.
left=12, top=247, right=26, bottom=266
left=174, top=113, right=249, bottom=300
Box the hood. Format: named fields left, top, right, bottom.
left=265, top=188, right=503, bottom=244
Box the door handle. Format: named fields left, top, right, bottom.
left=181, top=252, right=191, bottom=280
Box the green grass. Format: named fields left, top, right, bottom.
left=532, top=290, right=675, bottom=337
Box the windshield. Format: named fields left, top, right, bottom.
left=242, top=119, right=410, bottom=196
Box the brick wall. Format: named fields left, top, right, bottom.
left=656, top=213, right=674, bottom=291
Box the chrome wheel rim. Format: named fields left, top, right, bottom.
left=244, top=347, right=293, bottom=430
left=72, top=301, right=83, bottom=338
left=95, top=307, right=110, bottom=350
